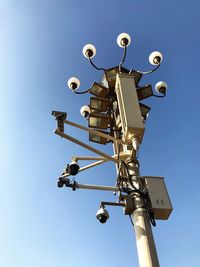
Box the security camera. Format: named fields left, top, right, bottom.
left=155, top=81, right=168, bottom=95
left=67, top=77, right=80, bottom=91
left=52, top=111, right=67, bottom=132
left=57, top=177, right=70, bottom=188
left=117, top=33, right=131, bottom=48
left=96, top=207, right=109, bottom=224
left=52, top=110, right=67, bottom=119
left=82, top=44, right=96, bottom=59
left=69, top=160, right=80, bottom=176
left=80, top=105, right=91, bottom=119
left=149, top=51, right=163, bottom=65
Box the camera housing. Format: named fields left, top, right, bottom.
left=96, top=207, right=109, bottom=223
left=155, top=81, right=168, bottom=95
left=57, top=177, right=70, bottom=188
left=117, top=33, right=131, bottom=48
left=52, top=110, right=67, bottom=119
left=69, top=160, right=80, bottom=176
left=149, top=51, right=163, bottom=65
left=68, top=77, right=80, bottom=91
left=52, top=111, right=67, bottom=132
left=80, top=105, right=91, bottom=119
left=82, top=44, right=96, bottom=59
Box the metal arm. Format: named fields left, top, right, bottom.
left=54, top=129, right=119, bottom=164
left=64, top=119, right=124, bottom=145
left=62, top=158, right=108, bottom=178
left=67, top=182, right=120, bottom=192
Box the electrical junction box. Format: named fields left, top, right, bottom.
left=144, top=176, right=173, bottom=220
left=115, top=73, right=145, bottom=144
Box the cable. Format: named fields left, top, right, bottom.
left=144, top=193, right=156, bottom=227
left=117, top=159, right=156, bottom=226
left=129, top=215, right=134, bottom=227
left=121, top=161, right=145, bottom=196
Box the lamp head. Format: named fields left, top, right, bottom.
left=117, top=33, right=131, bottom=48
left=80, top=105, right=91, bottom=119
left=155, top=81, right=168, bottom=95
left=82, top=44, right=96, bottom=59
left=149, top=51, right=163, bottom=65
left=67, top=77, right=80, bottom=91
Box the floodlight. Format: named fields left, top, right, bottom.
left=89, top=82, right=109, bottom=97
left=117, top=33, right=131, bottom=48
left=155, top=81, right=168, bottom=95
left=139, top=103, right=151, bottom=122
left=80, top=105, right=91, bottom=119
left=102, top=66, right=130, bottom=88
left=89, top=130, right=110, bottom=145
left=90, top=97, right=111, bottom=112
left=101, top=67, right=142, bottom=89
left=67, top=77, right=80, bottom=91
left=137, top=84, right=153, bottom=101
left=82, top=44, right=96, bottom=59
left=149, top=51, right=163, bottom=65
left=88, top=113, right=112, bottom=129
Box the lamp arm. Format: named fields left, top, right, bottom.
left=152, top=93, right=165, bottom=98
left=135, top=63, right=161, bottom=75
left=73, top=88, right=90, bottom=94
left=119, top=45, right=127, bottom=71
left=88, top=57, right=106, bottom=71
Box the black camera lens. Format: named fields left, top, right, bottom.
left=69, top=164, right=79, bottom=176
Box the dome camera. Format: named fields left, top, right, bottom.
left=117, top=33, right=131, bottom=48
left=80, top=105, right=91, bottom=119
left=155, top=81, right=168, bottom=95
left=67, top=77, right=80, bottom=91
left=96, top=207, right=109, bottom=224
left=82, top=44, right=96, bottom=59
left=69, top=160, right=80, bottom=176
left=149, top=51, right=163, bottom=65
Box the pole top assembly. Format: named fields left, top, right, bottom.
left=52, top=32, right=172, bottom=267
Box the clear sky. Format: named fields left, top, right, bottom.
left=1, top=0, right=200, bottom=266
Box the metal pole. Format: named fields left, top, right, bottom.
left=114, top=74, right=160, bottom=267
left=128, top=161, right=160, bottom=267
left=132, top=208, right=159, bottom=267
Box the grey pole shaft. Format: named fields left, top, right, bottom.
left=131, top=207, right=159, bottom=267
left=129, top=162, right=160, bottom=267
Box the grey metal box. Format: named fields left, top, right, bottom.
left=144, top=176, right=173, bottom=220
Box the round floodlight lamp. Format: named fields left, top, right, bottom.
left=155, top=81, right=168, bottom=95
left=80, top=105, right=91, bottom=119
left=82, top=44, right=96, bottom=59
left=67, top=77, right=80, bottom=91
left=117, top=33, right=131, bottom=48
left=149, top=51, right=163, bottom=65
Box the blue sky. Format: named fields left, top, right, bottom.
left=1, top=0, right=200, bottom=266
